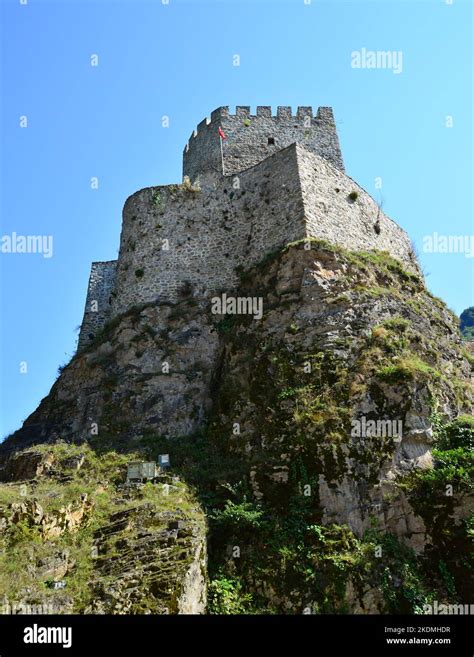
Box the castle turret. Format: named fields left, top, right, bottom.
left=183, top=105, right=344, bottom=182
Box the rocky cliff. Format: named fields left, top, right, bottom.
left=0, top=444, right=206, bottom=614
left=1, top=239, right=472, bottom=614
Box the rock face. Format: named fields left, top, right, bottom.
left=4, top=301, right=220, bottom=451
left=1, top=494, right=93, bottom=540
left=86, top=504, right=206, bottom=614
left=1, top=450, right=55, bottom=481
left=0, top=447, right=207, bottom=615
left=1, top=240, right=472, bottom=614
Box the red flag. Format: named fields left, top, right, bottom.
left=218, top=126, right=226, bottom=140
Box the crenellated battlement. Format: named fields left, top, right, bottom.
left=183, top=105, right=343, bottom=180
left=184, top=106, right=336, bottom=146
left=223, top=105, right=331, bottom=119
left=186, top=105, right=334, bottom=126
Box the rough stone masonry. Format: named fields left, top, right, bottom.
left=78, top=105, right=420, bottom=351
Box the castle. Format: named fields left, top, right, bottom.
left=78, top=105, right=419, bottom=351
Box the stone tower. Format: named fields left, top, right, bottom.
left=77, top=105, right=419, bottom=352
left=183, top=106, right=344, bottom=182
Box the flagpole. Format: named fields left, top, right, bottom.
left=219, top=134, right=225, bottom=176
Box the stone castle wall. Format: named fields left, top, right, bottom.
left=76, top=106, right=420, bottom=349
left=296, top=146, right=419, bottom=273
left=183, top=106, right=344, bottom=182
left=111, top=144, right=305, bottom=315
left=108, top=143, right=419, bottom=317
left=77, top=261, right=117, bottom=351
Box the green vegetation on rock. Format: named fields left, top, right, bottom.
left=460, top=306, right=474, bottom=340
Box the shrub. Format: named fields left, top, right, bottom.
left=412, top=447, right=473, bottom=490
left=382, top=317, right=410, bottom=332
left=438, top=416, right=474, bottom=451
left=212, top=500, right=265, bottom=531
left=208, top=577, right=254, bottom=614
left=152, top=191, right=162, bottom=207
left=377, top=355, right=440, bottom=384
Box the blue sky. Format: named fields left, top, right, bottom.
left=1, top=0, right=472, bottom=439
